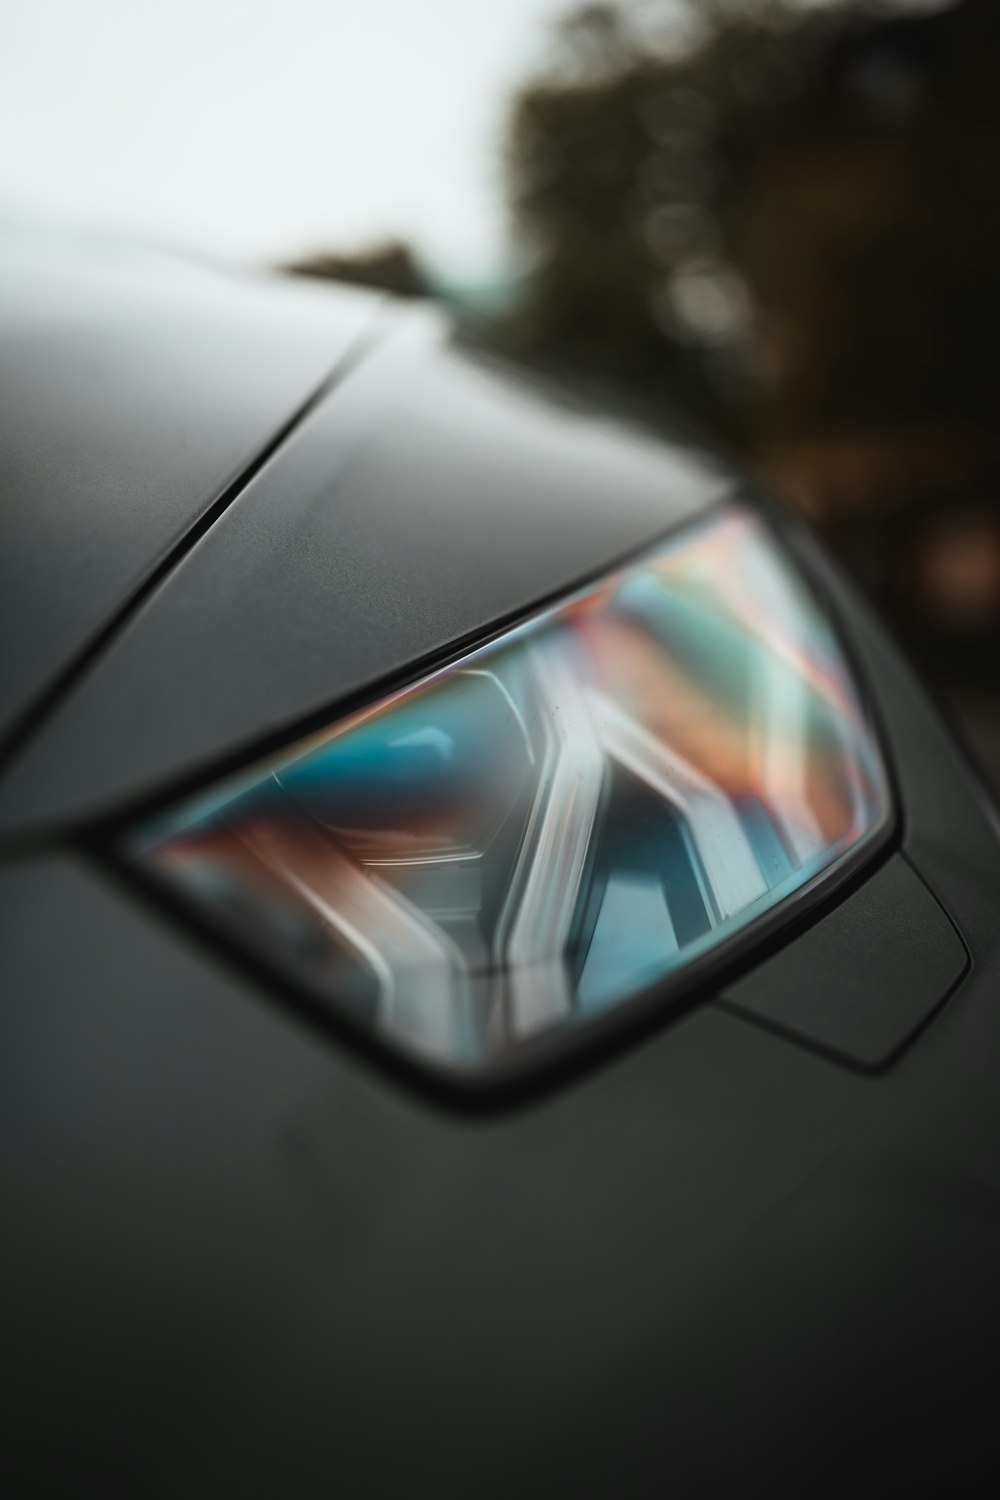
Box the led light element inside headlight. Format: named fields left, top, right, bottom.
left=129, top=509, right=891, bottom=1079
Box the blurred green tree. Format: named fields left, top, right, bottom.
left=505, top=0, right=1000, bottom=478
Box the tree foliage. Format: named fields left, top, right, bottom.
left=505, top=0, right=1000, bottom=454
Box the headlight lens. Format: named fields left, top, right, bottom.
left=128, top=508, right=890, bottom=1079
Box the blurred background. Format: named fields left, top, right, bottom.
left=2, top=0, right=997, bottom=785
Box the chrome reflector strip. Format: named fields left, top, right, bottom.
left=128, top=508, right=891, bottom=1078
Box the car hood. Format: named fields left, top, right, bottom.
left=0, top=225, right=382, bottom=753
left=0, top=228, right=730, bottom=842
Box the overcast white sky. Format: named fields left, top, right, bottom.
left=0, top=0, right=950, bottom=280
left=0, top=0, right=568, bottom=278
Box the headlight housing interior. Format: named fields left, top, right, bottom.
left=127, top=508, right=891, bottom=1084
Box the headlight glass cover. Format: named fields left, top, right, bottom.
left=128, top=508, right=891, bottom=1080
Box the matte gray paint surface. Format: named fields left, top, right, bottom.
left=0, top=229, right=380, bottom=747
left=0, top=309, right=727, bottom=836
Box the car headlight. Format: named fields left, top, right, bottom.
left=127, top=507, right=891, bottom=1084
